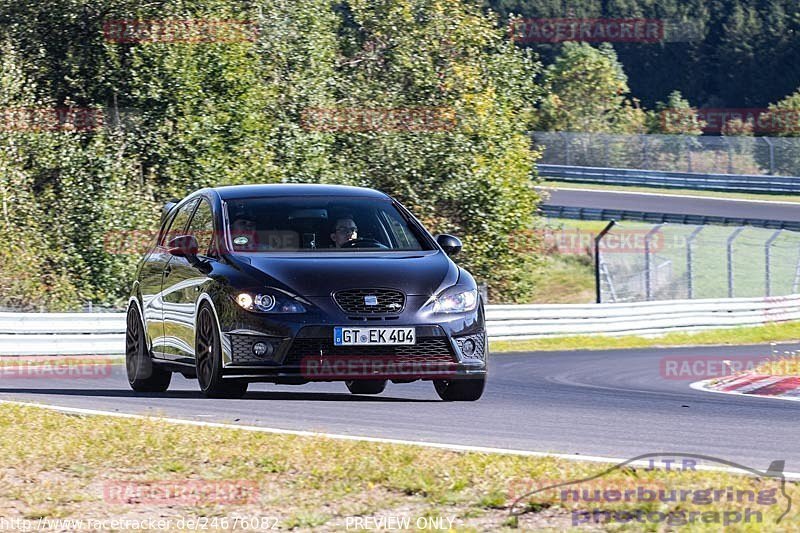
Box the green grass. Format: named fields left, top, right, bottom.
left=0, top=403, right=797, bottom=531
left=535, top=215, right=800, bottom=302
left=491, top=320, right=800, bottom=353
left=540, top=180, right=800, bottom=204
left=527, top=253, right=596, bottom=304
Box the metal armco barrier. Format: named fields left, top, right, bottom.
left=538, top=164, right=800, bottom=194
left=2, top=294, right=799, bottom=353
left=540, top=204, right=800, bottom=231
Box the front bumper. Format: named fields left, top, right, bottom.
left=219, top=324, right=487, bottom=382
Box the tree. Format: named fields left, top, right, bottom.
left=0, top=0, right=547, bottom=306
left=535, top=42, right=646, bottom=133
left=648, top=90, right=704, bottom=135
left=327, top=0, right=544, bottom=302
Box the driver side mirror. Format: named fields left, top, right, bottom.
left=167, top=235, right=199, bottom=260
left=436, top=234, right=462, bottom=256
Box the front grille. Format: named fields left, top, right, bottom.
left=333, top=288, right=405, bottom=315
left=283, top=336, right=456, bottom=366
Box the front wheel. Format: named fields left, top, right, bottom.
left=125, top=305, right=171, bottom=392
left=195, top=305, right=248, bottom=399
left=433, top=377, right=485, bottom=401
left=346, top=380, right=387, bottom=395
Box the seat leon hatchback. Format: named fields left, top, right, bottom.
left=126, top=184, right=487, bottom=400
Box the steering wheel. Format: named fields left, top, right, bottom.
left=340, top=238, right=389, bottom=249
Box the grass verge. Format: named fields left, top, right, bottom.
left=525, top=254, right=595, bottom=304
left=0, top=403, right=796, bottom=531
left=491, top=321, right=800, bottom=353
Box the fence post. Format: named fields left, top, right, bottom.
left=641, top=135, right=650, bottom=169
left=645, top=224, right=664, bottom=301
left=765, top=230, right=783, bottom=296
left=685, top=135, right=693, bottom=173
left=560, top=131, right=570, bottom=166
left=793, top=246, right=800, bottom=293
left=762, top=136, right=775, bottom=175
left=724, top=136, right=734, bottom=174
left=477, top=282, right=489, bottom=304
left=727, top=227, right=745, bottom=298
left=595, top=220, right=616, bottom=303
left=686, top=226, right=704, bottom=299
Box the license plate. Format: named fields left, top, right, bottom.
left=334, top=327, right=416, bottom=346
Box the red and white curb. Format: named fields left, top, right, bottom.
left=691, top=374, right=800, bottom=402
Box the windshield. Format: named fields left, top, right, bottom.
left=224, top=196, right=432, bottom=252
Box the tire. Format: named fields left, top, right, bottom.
left=125, top=305, right=171, bottom=392
left=433, top=377, right=485, bottom=401
left=195, top=304, right=248, bottom=399
left=345, top=380, right=387, bottom=395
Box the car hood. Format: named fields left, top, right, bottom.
left=233, top=251, right=459, bottom=297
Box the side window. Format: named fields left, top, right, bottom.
left=382, top=209, right=421, bottom=249
left=186, top=199, right=216, bottom=257
left=160, top=199, right=197, bottom=246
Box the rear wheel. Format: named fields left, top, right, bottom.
left=125, top=305, right=171, bottom=392
left=346, top=380, right=387, bottom=395
left=433, top=377, right=485, bottom=401
left=195, top=305, right=248, bottom=399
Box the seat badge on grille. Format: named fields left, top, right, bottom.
left=364, top=295, right=378, bottom=306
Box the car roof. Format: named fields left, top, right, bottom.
left=211, top=183, right=389, bottom=201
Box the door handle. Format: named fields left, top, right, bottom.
left=164, top=265, right=172, bottom=277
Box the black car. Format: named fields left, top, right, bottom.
left=126, top=184, right=487, bottom=401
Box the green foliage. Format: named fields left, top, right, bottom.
left=647, top=90, right=705, bottom=135
left=535, top=42, right=646, bottom=133
left=0, top=0, right=543, bottom=307
left=487, top=0, right=800, bottom=109
left=326, top=0, right=543, bottom=302
left=756, top=89, right=800, bottom=174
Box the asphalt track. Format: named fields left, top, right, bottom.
left=542, top=188, right=800, bottom=224
left=1, top=344, right=798, bottom=470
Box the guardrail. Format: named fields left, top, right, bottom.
left=538, top=164, right=800, bottom=194
left=540, top=205, right=800, bottom=231
left=2, top=294, right=799, bottom=354
left=487, top=295, right=800, bottom=340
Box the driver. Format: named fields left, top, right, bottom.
left=330, top=217, right=358, bottom=248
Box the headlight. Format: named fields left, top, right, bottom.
left=235, top=292, right=306, bottom=313
left=432, top=287, right=478, bottom=313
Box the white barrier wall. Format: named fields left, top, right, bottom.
left=1, top=294, right=799, bottom=355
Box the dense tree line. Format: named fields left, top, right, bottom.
left=0, top=0, right=541, bottom=309
left=487, top=0, right=800, bottom=109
